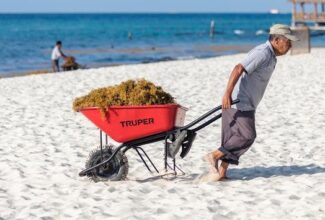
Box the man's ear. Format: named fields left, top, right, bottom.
left=274, top=37, right=281, bottom=45
left=271, top=39, right=277, bottom=47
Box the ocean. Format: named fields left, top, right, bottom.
left=0, top=13, right=324, bottom=76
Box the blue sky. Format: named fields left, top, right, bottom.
left=0, top=0, right=292, bottom=13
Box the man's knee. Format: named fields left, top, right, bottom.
left=251, top=132, right=257, bottom=141
left=245, top=132, right=256, bottom=146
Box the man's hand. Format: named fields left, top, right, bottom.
left=222, top=93, right=232, bottom=109
left=221, top=64, right=245, bottom=109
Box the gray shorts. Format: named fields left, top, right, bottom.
left=218, top=108, right=256, bottom=165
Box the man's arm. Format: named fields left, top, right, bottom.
left=59, top=49, right=67, bottom=59
left=222, top=64, right=245, bottom=109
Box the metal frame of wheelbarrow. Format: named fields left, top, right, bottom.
left=79, top=99, right=239, bottom=177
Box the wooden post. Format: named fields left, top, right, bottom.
left=292, top=0, right=297, bottom=27
left=291, top=26, right=310, bottom=55
left=300, top=2, right=305, bottom=18
left=314, top=0, right=318, bottom=20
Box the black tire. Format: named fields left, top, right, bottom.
left=85, top=145, right=128, bottom=182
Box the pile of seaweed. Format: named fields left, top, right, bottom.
left=73, top=79, right=176, bottom=113
left=62, top=56, right=79, bottom=71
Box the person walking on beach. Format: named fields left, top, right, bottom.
left=51, top=41, right=67, bottom=72
left=205, top=24, right=298, bottom=181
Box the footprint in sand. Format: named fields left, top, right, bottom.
left=197, top=173, right=221, bottom=183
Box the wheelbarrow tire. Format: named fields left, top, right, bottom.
left=85, top=145, right=128, bottom=182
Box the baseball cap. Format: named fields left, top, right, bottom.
left=269, top=24, right=299, bottom=41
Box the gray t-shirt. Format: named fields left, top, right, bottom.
left=232, top=41, right=277, bottom=111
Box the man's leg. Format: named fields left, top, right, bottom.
left=52, top=60, right=60, bottom=72
left=205, top=150, right=224, bottom=173
left=205, top=108, right=233, bottom=174
left=219, top=161, right=229, bottom=179
left=56, top=60, right=60, bottom=72
left=51, top=60, right=57, bottom=72
left=205, top=108, right=255, bottom=180
left=203, top=152, right=229, bottom=181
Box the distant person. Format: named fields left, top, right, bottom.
left=128, top=32, right=133, bottom=40
left=51, top=41, right=67, bottom=72
left=204, top=24, right=298, bottom=181
left=210, top=20, right=215, bottom=37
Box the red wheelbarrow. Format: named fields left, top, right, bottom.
left=78, top=100, right=239, bottom=181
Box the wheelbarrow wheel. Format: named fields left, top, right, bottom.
left=85, top=145, right=128, bottom=182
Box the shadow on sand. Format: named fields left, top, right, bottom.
left=228, top=164, right=325, bottom=181
left=136, top=164, right=325, bottom=183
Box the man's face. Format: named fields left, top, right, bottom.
left=57, top=44, right=62, bottom=49
left=274, top=37, right=292, bottom=56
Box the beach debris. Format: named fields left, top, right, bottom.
left=27, top=69, right=50, bottom=75
left=73, top=79, right=176, bottom=114
left=62, top=56, right=80, bottom=71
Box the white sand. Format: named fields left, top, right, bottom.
left=1, top=49, right=325, bottom=220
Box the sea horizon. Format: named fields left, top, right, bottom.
left=0, top=12, right=292, bottom=14
left=0, top=12, right=324, bottom=77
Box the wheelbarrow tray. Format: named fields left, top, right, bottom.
left=80, top=104, right=187, bottom=142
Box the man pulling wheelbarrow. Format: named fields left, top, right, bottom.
left=205, top=24, right=299, bottom=181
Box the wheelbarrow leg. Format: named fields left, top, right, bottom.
left=164, top=136, right=186, bottom=175
left=134, top=148, right=152, bottom=173
left=174, top=163, right=185, bottom=175
left=100, top=130, right=104, bottom=162
left=166, top=158, right=177, bottom=175
left=164, top=137, right=168, bottom=172
left=135, top=147, right=159, bottom=174
left=99, top=131, right=110, bottom=168
left=173, top=158, right=176, bottom=175
left=166, top=159, right=185, bottom=176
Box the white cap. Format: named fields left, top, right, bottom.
left=269, top=24, right=299, bottom=41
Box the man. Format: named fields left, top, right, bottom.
left=205, top=24, right=298, bottom=181
left=51, top=41, right=67, bottom=72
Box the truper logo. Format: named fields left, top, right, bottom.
left=120, top=118, right=154, bottom=127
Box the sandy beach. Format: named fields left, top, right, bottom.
left=1, top=49, right=325, bottom=219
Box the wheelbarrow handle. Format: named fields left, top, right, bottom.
left=232, top=99, right=240, bottom=105
left=181, top=99, right=239, bottom=130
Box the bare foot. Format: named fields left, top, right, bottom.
left=215, top=158, right=219, bottom=173
left=204, top=153, right=219, bottom=174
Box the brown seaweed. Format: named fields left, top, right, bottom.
left=73, top=79, right=176, bottom=114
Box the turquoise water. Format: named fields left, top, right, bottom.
left=0, top=13, right=324, bottom=76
